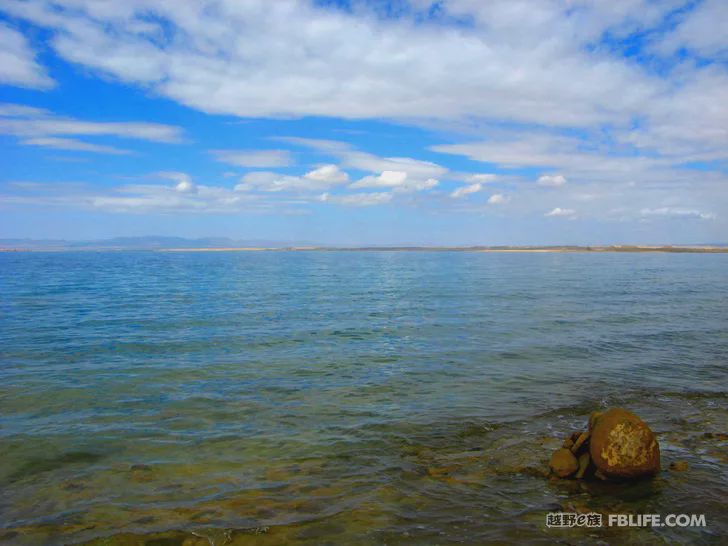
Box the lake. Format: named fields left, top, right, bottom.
left=1, top=251, right=726, bottom=544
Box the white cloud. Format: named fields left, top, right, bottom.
left=234, top=172, right=304, bottom=193
left=0, top=22, right=54, bottom=89
left=0, top=102, right=184, bottom=150
left=2, top=1, right=727, bottom=235
left=488, top=193, right=509, bottom=205
left=211, top=149, right=293, bottom=168
left=320, top=192, right=392, bottom=206
left=537, top=174, right=567, bottom=187
left=304, top=164, right=348, bottom=184
left=0, top=0, right=671, bottom=127
left=451, top=182, right=482, bottom=198
left=430, top=129, right=701, bottom=188
left=651, top=0, right=728, bottom=60
left=465, top=174, right=498, bottom=184
left=394, top=177, right=439, bottom=193
left=640, top=207, right=716, bottom=221
left=351, top=170, right=408, bottom=189
left=4, top=177, right=259, bottom=214
left=157, top=172, right=197, bottom=193
left=283, top=138, right=448, bottom=179
left=2, top=0, right=726, bottom=175
left=545, top=207, right=576, bottom=217
left=19, top=137, right=129, bottom=154
left=0, top=103, right=50, bottom=117
left=349, top=170, right=439, bottom=194
left=234, top=165, right=350, bottom=193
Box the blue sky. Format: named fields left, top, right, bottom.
left=0, top=0, right=726, bottom=245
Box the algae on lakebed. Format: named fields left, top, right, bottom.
left=2, top=390, right=725, bottom=545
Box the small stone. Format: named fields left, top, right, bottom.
left=669, top=461, right=689, bottom=471
left=549, top=448, right=579, bottom=478
left=575, top=452, right=591, bottom=479
left=563, top=438, right=574, bottom=449
left=589, top=408, right=660, bottom=479
left=571, top=430, right=590, bottom=454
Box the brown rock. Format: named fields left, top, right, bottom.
left=550, top=448, right=579, bottom=478
left=589, top=408, right=660, bottom=479
left=575, top=452, right=591, bottom=479
left=563, top=437, right=574, bottom=449
left=669, top=461, right=689, bottom=471
left=571, top=430, right=590, bottom=454
left=589, top=411, right=603, bottom=431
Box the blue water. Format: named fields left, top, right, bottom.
left=1, top=251, right=727, bottom=545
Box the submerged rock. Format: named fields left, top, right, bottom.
left=575, top=452, right=591, bottom=479
left=589, top=408, right=660, bottom=479
left=669, top=461, right=689, bottom=472
left=571, top=430, right=590, bottom=454
left=549, top=448, right=578, bottom=478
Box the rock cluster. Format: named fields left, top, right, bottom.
left=549, top=408, right=660, bottom=481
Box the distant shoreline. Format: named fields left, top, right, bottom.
left=4, top=245, right=726, bottom=253
left=159, top=246, right=728, bottom=253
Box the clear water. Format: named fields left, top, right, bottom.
left=0, top=251, right=726, bottom=545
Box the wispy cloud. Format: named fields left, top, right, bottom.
left=235, top=164, right=350, bottom=193
left=1, top=1, right=727, bottom=242
left=640, top=207, right=716, bottom=221
left=350, top=171, right=408, bottom=189
left=0, top=102, right=184, bottom=154
left=545, top=207, right=576, bottom=218
left=451, top=183, right=482, bottom=198
left=211, top=149, right=293, bottom=168
left=304, top=164, right=349, bottom=184
left=488, top=193, right=509, bottom=205
left=537, top=174, right=567, bottom=187
left=0, top=22, right=54, bottom=89
left=0, top=0, right=675, bottom=127
left=19, top=137, right=130, bottom=154
left=320, top=192, right=392, bottom=207
left=281, top=137, right=448, bottom=179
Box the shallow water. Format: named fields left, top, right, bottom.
left=0, top=251, right=726, bottom=545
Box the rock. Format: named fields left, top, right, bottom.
left=589, top=411, right=603, bottom=431
left=589, top=408, right=660, bottom=479
left=575, top=452, right=591, bottom=479
left=550, top=448, right=579, bottom=478
left=562, top=437, right=574, bottom=449
left=669, top=461, right=689, bottom=471
left=571, top=430, right=590, bottom=454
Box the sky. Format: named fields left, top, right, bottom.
left=0, top=0, right=727, bottom=246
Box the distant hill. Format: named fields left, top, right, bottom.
left=1, top=238, right=726, bottom=251
left=0, top=236, right=319, bottom=250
